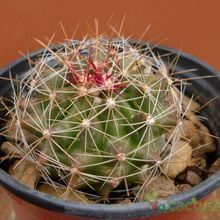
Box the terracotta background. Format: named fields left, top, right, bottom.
left=1, top=0, right=220, bottom=219
left=1, top=0, right=220, bottom=71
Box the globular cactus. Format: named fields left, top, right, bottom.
left=2, top=36, right=190, bottom=203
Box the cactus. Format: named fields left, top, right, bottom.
left=2, top=36, right=193, bottom=203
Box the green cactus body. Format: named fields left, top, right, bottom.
left=5, top=37, right=184, bottom=202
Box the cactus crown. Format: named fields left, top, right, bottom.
left=2, top=36, right=190, bottom=203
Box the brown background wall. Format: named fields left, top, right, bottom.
left=0, top=0, right=220, bottom=71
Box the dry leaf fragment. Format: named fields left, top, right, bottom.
left=9, top=160, right=38, bottom=189
left=134, top=175, right=178, bottom=202
left=38, top=184, right=93, bottom=204
left=162, top=141, right=192, bottom=178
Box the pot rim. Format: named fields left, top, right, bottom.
left=1, top=41, right=220, bottom=219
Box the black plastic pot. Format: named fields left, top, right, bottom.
left=0, top=41, right=220, bottom=220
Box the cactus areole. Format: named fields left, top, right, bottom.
left=1, top=38, right=220, bottom=220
